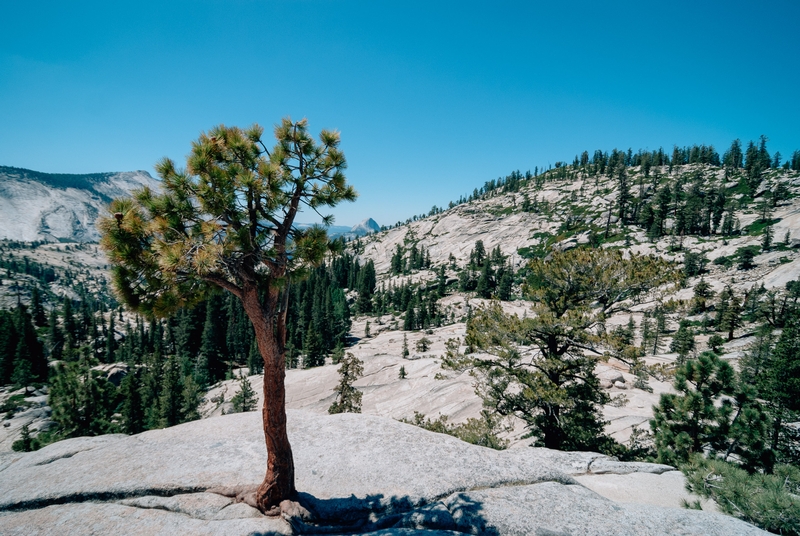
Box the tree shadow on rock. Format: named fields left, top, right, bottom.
left=289, top=490, right=499, bottom=535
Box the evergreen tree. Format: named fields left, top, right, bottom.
left=616, top=164, right=631, bottom=222
left=640, top=312, right=654, bottom=356
left=99, top=119, right=355, bottom=511
left=652, top=352, right=769, bottom=470
left=762, top=222, right=773, bottom=252
left=12, top=303, right=47, bottom=383
left=30, top=286, right=47, bottom=327
left=475, top=261, right=493, bottom=298
left=248, top=339, right=263, bottom=375
left=691, top=278, right=714, bottom=313
left=104, top=314, right=117, bottom=364
left=49, top=354, right=117, bottom=439
left=718, top=289, right=742, bottom=341
left=670, top=320, right=696, bottom=365
left=12, top=424, right=36, bottom=452
left=738, top=248, right=757, bottom=270
left=652, top=352, right=736, bottom=465
left=62, top=297, right=76, bottom=351
left=741, top=320, right=800, bottom=466
left=723, top=139, right=743, bottom=169
left=470, top=240, right=486, bottom=268
left=120, top=368, right=145, bottom=434
left=303, top=322, right=325, bottom=368
left=230, top=373, right=258, bottom=413
left=199, top=296, right=225, bottom=383
left=415, top=337, right=432, bottom=353
left=141, top=351, right=165, bottom=429
left=403, top=300, right=416, bottom=331
left=355, top=260, right=376, bottom=313
left=158, top=355, right=183, bottom=428
left=181, top=374, right=202, bottom=422
left=436, top=265, right=447, bottom=298
left=465, top=249, right=673, bottom=452
left=390, top=244, right=405, bottom=275
left=0, top=310, right=18, bottom=384
left=328, top=352, right=363, bottom=414
left=497, top=269, right=513, bottom=301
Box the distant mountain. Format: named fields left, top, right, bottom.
left=350, top=217, right=380, bottom=236
left=0, top=166, right=160, bottom=242
left=296, top=218, right=380, bottom=240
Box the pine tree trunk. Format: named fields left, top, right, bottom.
left=240, top=283, right=296, bottom=513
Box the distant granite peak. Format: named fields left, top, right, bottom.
left=350, top=217, right=380, bottom=235
left=0, top=166, right=159, bottom=242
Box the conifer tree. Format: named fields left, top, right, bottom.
left=670, top=320, right=696, bottom=365
left=616, top=164, right=631, bottom=222
left=740, top=320, right=800, bottom=465
left=230, top=373, right=258, bottom=413
left=436, top=265, right=448, bottom=298
left=738, top=248, right=757, bottom=270
left=465, top=248, right=674, bottom=451
left=247, top=339, right=263, bottom=375
left=328, top=352, right=363, bottom=414
left=303, top=322, right=325, bottom=368
left=62, top=297, right=76, bottom=352
left=0, top=310, right=18, bottom=383
left=762, top=223, right=773, bottom=252
left=98, top=119, right=355, bottom=510
left=719, top=289, right=743, bottom=341
left=651, top=351, right=765, bottom=467
left=120, top=368, right=145, bottom=434
left=181, top=374, right=202, bottom=422
left=12, top=304, right=47, bottom=383
left=104, top=315, right=117, bottom=364
left=158, top=355, right=183, bottom=428
left=476, top=261, right=493, bottom=299
left=199, top=296, right=225, bottom=383
left=404, top=301, right=416, bottom=331
left=640, top=312, right=654, bottom=355
left=30, top=286, right=47, bottom=327
left=355, top=260, right=376, bottom=313
left=49, top=353, right=116, bottom=438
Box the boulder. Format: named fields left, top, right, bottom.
left=597, top=368, right=625, bottom=389
left=0, top=410, right=768, bottom=535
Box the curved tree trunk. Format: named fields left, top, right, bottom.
left=240, top=283, right=295, bottom=513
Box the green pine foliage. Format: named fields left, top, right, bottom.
left=464, top=248, right=675, bottom=453
left=0, top=303, right=47, bottom=386
left=669, top=320, right=696, bottom=365
left=230, top=373, right=258, bottom=413
left=682, top=457, right=800, bottom=535
left=49, top=353, right=117, bottom=439
left=328, top=352, right=363, bottom=414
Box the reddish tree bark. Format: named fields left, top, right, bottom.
left=241, top=282, right=295, bottom=512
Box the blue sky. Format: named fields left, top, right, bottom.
left=1, top=1, right=798, bottom=227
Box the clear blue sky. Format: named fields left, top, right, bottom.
left=1, top=1, right=798, bottom=227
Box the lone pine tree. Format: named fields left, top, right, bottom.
left=98, top=118, right=356, bottom=513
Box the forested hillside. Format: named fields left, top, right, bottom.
left=2, top=136, right=800, bottom=532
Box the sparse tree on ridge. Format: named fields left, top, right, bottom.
left=98, top=118, right=356, bottom=513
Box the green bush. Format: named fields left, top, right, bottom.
left=401, top=410, right=509, bottom=450
left=683, top=457, right=800, bottom=535
left=713, top=255, right=733, bottom=268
